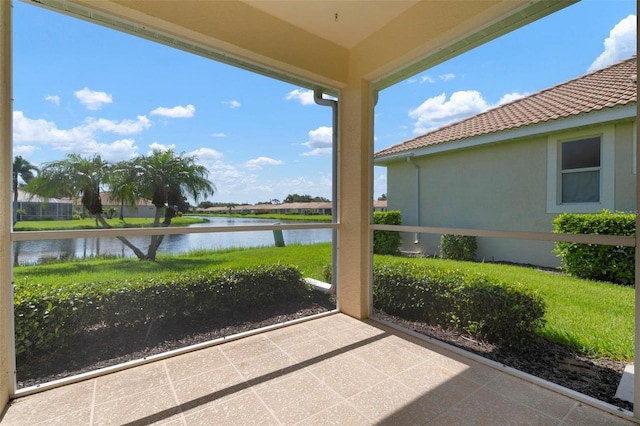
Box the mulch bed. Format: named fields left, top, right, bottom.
left=375, top=310, right=632, bottom=412
left=16, top=293, right=631, bottom=412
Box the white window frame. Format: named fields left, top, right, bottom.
left=546, top=125, right=614, bottom=213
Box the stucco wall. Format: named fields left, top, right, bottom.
left=385, top=120, right=636, bottom=268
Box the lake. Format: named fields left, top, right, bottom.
left=12, top=216, right=333, bottom=265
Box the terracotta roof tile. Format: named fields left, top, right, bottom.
left=375, top=56, right=637, bottom=159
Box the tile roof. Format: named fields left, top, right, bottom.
left=375, top=56, right=637, bottom=159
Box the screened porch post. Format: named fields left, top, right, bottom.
left=0, top=0, right=14, bottom=407
left=337, top=78, right=375, bottom=319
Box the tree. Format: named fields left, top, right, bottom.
left=27, top=151, right=216, bottom=261
left=122, top=149, right=216, bottom=260
left=283, top=194, right=329, bottom=203
left=12, top=156, right=38, bottom=221
left=377, top=193, right=387, bottom=201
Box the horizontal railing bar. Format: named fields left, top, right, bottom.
left=11, top=223, right=338, bottom=242
left=370, top=224, right=636, bottom=247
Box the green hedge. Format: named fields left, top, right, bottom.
left=373, top=210, right=403, bottom=255
left=439, top=235, right=477, bottom=261
left=373, top=262, right=546, bottom=346
left=15, top=264, right=311, bottom=357
left=553, top=211, right=635, bottom=285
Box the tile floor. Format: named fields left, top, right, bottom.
left=1, top=313, right=637, bottom=425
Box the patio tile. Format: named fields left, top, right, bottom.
left=263, top=322, right=320, bottom=348
left=485, top=374, right=575, bottom=419
left=218, top=334, right=280, bottom=364
left=231, top=348, right=299, bottom=383
left=295, top=401, right=374, bottom=426
left=392, top=361, right=483, bottom=417
left=347, top=377, right=427, bottom=422
left=94, top=362, right=169, bottom=404
left=308, top=353, right=389, bottom=398
left=183, top=392, right=278, bottom=426
left=254, top=370, right=343, bottom=424
left=164, top=346, right=230, bottom=382
left=431, top=386, right=561, bottom=426
left=171, top=363, right=249, bottom=408
left=93, top=385, right=183, bottom=426
left=562, top=402, right=635, bottom=425
left=429, top=350, right=501, bottom=385
left=352, top=339, right=427, bottom=376
left=0, top=380, right=94, bottom=425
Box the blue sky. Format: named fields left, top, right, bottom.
left=12, top=1, right=637, bottom=204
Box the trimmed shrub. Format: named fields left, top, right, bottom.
left=373, top=262, right=546, bottom=346
left=14, top=264, right=311, bottom=357
left=553, top=211, right=635, bottom=285
left=439, top=234, right=477, bottom=261
left=373, top=210, right=402, bottom=255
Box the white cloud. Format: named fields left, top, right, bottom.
left=285, top=89, right=315, bottom=106
left=497, top=91, right=529, bottom=105
left=84, top=116, right=152, bottom=135
left=150, top=104, right=195, bottom=118
left=588, top=14, right=637, bottom=72
left=13, top=145, right=38, bottom=157
left=211, top=132, right=227, bottom=138
left=244, top=156, right=284, bottom=170
left=420, top=75, right=435, bottom=84
left=439, top=73, right=455, bottom=81
left=189, top=147, right=224, bottom=163
left=74, top=87, right=113, bottom=110
left=300, top=126, right=333, bottom=156
left=97, top=139, right=139, bottom=162
left=409, top=90, right=489, bottom=134
left=222, top=100, right=241, bottom=109
left=45, top=95, right=60, bottom=106
left=148, top=142, right=176, bottom=153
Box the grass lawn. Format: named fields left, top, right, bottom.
left=13, top=245, right=633, bottom=361
left=13, top=216, right=207, bottom=231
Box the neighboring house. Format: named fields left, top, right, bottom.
left=14, top=189, right=73, bottom=221
left=375, top=56, right=637, bottom=268
left=70, top=192, right=156, bottom=219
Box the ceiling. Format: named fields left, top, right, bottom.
left=24, top=1, right=575, bottom=92
left=241, top=0, right=420, bottom=49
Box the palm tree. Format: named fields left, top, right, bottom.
left=26, top=154, right=147, bottom=259
left=12, top=156, right=38, bottom=221
left=125, top=149, right=216, bottom=260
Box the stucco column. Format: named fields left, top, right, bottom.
left=337, top=78, right=374, bottom=319
left=0, top=0, right=13, bottom=406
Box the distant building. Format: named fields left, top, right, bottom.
left=14, top=189, right=73, bottom=221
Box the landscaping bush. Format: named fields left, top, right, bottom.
left=553, top=211, right=635, bottom=285
left=439, top=234, right=477, bottom=261
left=14, top=264, right=311, bottom=358
left=373, top=210, right=402, bottom=255
left=373, top=262, right=546, bottom=346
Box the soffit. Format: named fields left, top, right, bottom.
left=25, top=0, right=574, bottom=91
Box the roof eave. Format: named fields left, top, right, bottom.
left=374, top=103, right=637, bottom=165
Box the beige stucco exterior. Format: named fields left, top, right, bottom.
left=383, top=117, right=637, bottom=268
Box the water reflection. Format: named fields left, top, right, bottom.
left=13, top=216, right=332, bottom=265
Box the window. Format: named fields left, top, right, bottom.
left=547, top=126, right=614, bottom=213
left=560, top=136, right=601, bottom=203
